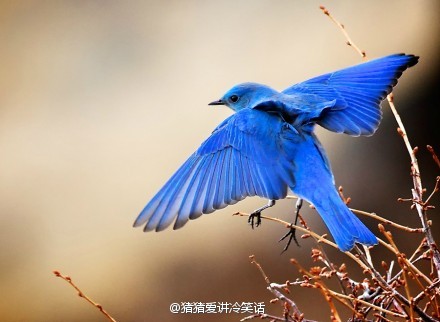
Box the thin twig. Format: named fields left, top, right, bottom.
left=249, top=255, right=270, bottom=284
left=249, top=255, right=303, bottom=318
left=351, top=208, right=423, bottom=233
left=234, top=211, right=337, bottom=248
left=378, top=225, right=432, bottom=284
left=319, top=5, right=366, bottom=58
left=427, top=145, right=440, bottom=169
left=322, top=284, right=408, bottom=319
left=53, top=270, right=117, bottom=322
left=424, top=176, right=440, bottom=206
left=234, top=212, right=370, bottom=272
left=380, top=227, right=415, bottom=320
left=413, top=279, right=440, bottom=306
left=314, top=282, right=343, bottom=321
left=412, top=188, right=440, bottom=278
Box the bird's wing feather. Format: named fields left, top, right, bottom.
left=133, top=109, right=292, bottom=232
left=282, top=54, right=418, bottom=136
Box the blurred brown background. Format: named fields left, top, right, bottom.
left=0, top=1, right=439, bottom=321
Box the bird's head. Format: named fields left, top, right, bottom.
left=209, top=82, right=278, bottom=112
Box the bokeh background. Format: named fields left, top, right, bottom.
left=0, top=1, right=439, bottom=321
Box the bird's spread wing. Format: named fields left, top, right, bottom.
left=133, top=109, right=295, bottom=232
left=282, top=54, right=418, bottom=136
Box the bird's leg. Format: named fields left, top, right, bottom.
left=279, top=198, right=303, bottom=252
left=248, top=199, right=276, bottom=229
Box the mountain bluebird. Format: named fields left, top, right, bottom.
left=134, top=54, right=418, bottom=251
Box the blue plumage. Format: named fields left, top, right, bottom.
left=283, top=54, right=418, bottom=136
left=134, top=54, right=418, bottom=251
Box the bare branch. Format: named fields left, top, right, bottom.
left=53, top=270, right=117, bottom=322
left=351, top=208, right=423, bottom=233
left=427, top=145, right=440, bottom=169
left=319, top=5, right=366, bottom=58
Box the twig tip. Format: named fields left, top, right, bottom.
left=319, top=5, right=329, bottom=15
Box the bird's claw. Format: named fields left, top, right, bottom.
left=247, top=200, right=275, bottom=229
left=248, top=211, right=262, bottom=229
left=279, top=224, right=300, bottom=253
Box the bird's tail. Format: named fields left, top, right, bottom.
left=311, top=187, right=377, bottom=251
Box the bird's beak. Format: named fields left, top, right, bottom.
left=208, top=99, right=225, bottom=106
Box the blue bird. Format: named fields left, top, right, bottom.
left=134, top=54, right=418, bottom=251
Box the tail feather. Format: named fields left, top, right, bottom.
left=312, top=189, right=377, bottom=251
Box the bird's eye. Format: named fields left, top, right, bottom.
left=230, top=95, right=239, bottom=103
